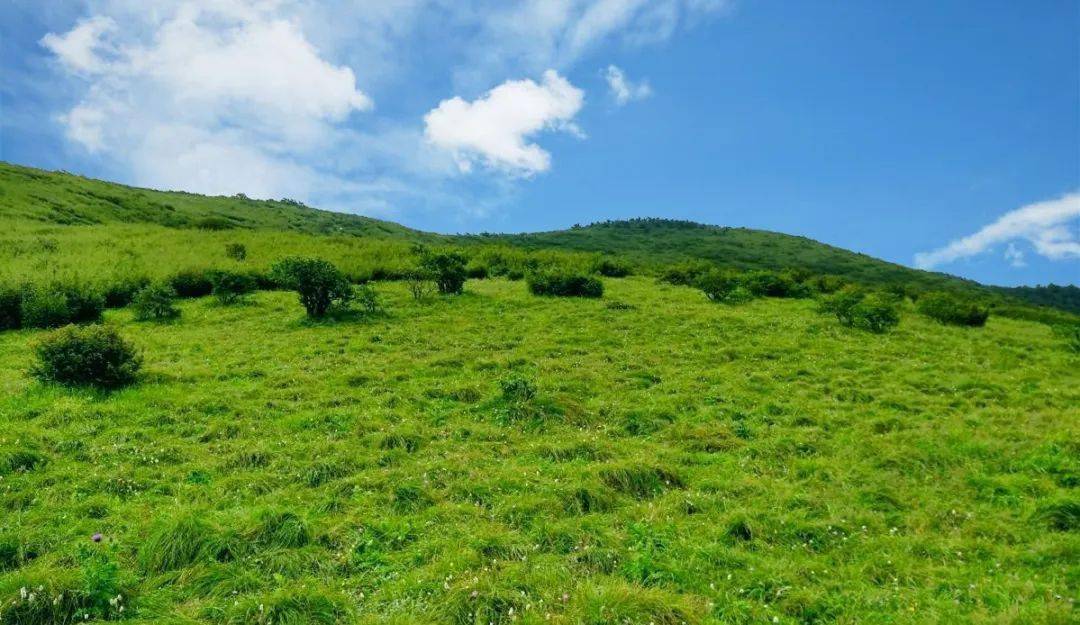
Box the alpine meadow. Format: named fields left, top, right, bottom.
left=0, top=161, right=1077, bottom=625
left=2, top=2, right=1079, bottom=624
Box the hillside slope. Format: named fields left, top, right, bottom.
left=2, top=161, right=1075, bottom=315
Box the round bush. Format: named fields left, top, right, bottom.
left=225, top=242, right=247, bottom=261
left=32, top=325, right=141, bottom=388
left=527, top=272, right=603, bottom=298
left=132, top=282, right=180, bottom=321
left=19, top=283, right=104, bottom=329
left=101, top=275, right=151, bottom=308
left=849, top=293, right=900, bottom=333
left=917, top=292, right=989, bottom=327
left=419, top=251, right=468, bottom=295
left=271, top=257, right=353, bottom=317
left=210, top=270, right=256, bottom=305
left=696, top=269, right=749, bottom=304
left=170, top=269, right=215, bottom=298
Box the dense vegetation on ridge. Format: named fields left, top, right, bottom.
left=0, top=161, right=1077, bottom=624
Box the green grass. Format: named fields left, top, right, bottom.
left=1, top=277, right=1077, bottom=623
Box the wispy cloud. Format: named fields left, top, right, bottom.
left=914, top=192, right=1080, bottom=269
left=604, top=64, right=651, bottom=105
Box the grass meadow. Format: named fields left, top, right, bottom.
left=1, top=277, right=1077, bottom=624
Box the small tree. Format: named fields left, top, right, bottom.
left=32, top=325, right=141, bottom=388
left=405, top=269, right=437, bottom=301
left=849, top=293, right=900, bottom=333
left=354, top=283, right=381, bottom=315
left=820, top=286, right=866, bottom=326
left=271, top=258, right=353, bottom=317
left=132, top=282, right=180, bottom=321
left=210, top=270, right=256, bottom=305
left=225, top=243, right=248, bottom=261
left=696, top=269, right=750, bottom=304
left=419, top=250, right=467, bottom=295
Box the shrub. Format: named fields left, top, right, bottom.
left=850, top=293, right=901, bottom=333
left=170, top=269, right=215, bottom=298
left=697, top=269, right=753, bottom=304
left=405, top=269, right=437, bottom=301
left=101, top=275, right=151, bottom=308
left=420, top=250, right=468, bottom=295
left=658, top=260, right=713, bottom=286
left=32, top=325, right=141, bottom=389
left=210, top=270, right=256, bottom=305
left=810, top=274, right=847, bottom=294
left=465, top=263, right=489, bottom=279
left=20, top=283, right=104, bottom=329
left=741, top=270, right=810, bottom=298
left=132, top=282, right=180, bottom=321
left=820, top=286, right=866, bottom=326
left=592, top=257, right=632, bottom=277
left=195, top=216, right=234, bottom=230
left=225, top=242, right=247, bottom=261
left=917, top=292, right=990, bottom=327
left=527, top=272, right=603, bottom=298
left=0, top=285, right=22, bottom=330
left=271, top=257, right=353, bottom=317
left=500, top=376, right=537, bottom=403
left=353, top=283, right=381, bottom=315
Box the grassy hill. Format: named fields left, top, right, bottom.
left=2, top=278, right=1077, bottom=624
left=2, top=161, right=1076, bottom=321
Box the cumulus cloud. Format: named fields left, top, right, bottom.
left=424, top=70, right=585, bottom=176
left=914, top=192, right=1080, bottom=269
left=41, top=1, right=372, bottom=200
left=40, top=16, right=116, bottom=74
left=604, top=65, right=651, bottom=104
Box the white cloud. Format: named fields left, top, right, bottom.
left=604, top=64, right=651, bottom=104
left=41, top=1, right=373, bottom=201
left=914, top=192, right=1080, bottom=269
left=424, top=70, right=585, bottom=176
left=1004, top=243, right=1026, bottom=268
left=40, top=16, right=116, bottom=74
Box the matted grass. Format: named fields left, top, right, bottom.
left=1, top=278, right=1076, bottom=623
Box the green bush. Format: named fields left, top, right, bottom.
left=696, top=269, right=751, bottom=304
left=225, top=242, right=247, bottom=261
left=353, top=283, right=381, bottom=315
left=32, top=325, right=141, bottom=388
left=210, top=270, right=256, bottom=305
left=271, top=257, right=353, bottom=317
left=741, top=270, right=810, bottom=298
left=820, top=286, right=866, bottom=326
left=658, top=260, right=714, bottom=286
left=101, top=275, right=151, bottom=308
left=170, top=269, right=215, bottom=298
left=0, top=285, right=22, bottom=330
left=917, top=292, right=989, bottom=327
left=132, top=282, right=180, bottom=321
left=196, top=216, right=235, bottom=231
left=849, top=293, right=901, bottom=333
left=20, top=283, right=104, bottom=329
left=420, top=250, right=468, bottom=295
left=592, top=257, right=632, bottom=277
left=405, top=269, right=437, bottom=301
left=527, top=272, right=603, bottom=298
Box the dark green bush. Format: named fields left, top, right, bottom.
left=527, top=272, right=603, bottom=298
left=20, top=283, right=104, bottom=329
left=696, top=269, right=752, bottom=304
left=465, top=263, right=489, bottom=279
left=225, top=242, right=247, bottom=261
left=850, top=293, right=901, bottom=333
left=170, top=269, right=215, bottom=298
left=810, top=275, right=847, bottom=294
left=271, top=257, right=353, bottom=317
left=132, top=282, right=180, bottom=321
left=0, top=285, right=22, bottom=330
left=917, top=292, right=989, bottom=327
left=195, top=216, right=235, bottom=231
left=658, top=260, right=714, bottom=286
left=741, top=270, right=810, bottom=298
left=592, top=257, right=632, bottom=277
left=101, top=275, right=150, bottom=308
left=420, top=250, right=468, bottom=295
left=32, top=325, right=141, bottom=388
left=210, top=270, right=256, bottom=305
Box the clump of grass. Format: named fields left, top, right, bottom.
left=1034, top=499, right=1079, bottom=531
left=379, top=431, right=422, bottom=453
left=599, top=464, right=685, bottom=499
left=139, top=514, right=236, bottom=572
left=562, top=485, right=617, bottom=515
left=223, top=587, right=351, bottom=625
left=1, top=448, right=47, bottom=474
left=247, top=509, right=311, bottom=549
left=569, top=580, right=705, bottom=625
left=392, top=484, right=434, bottom=512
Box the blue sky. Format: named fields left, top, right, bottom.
left=1, top=1, right=1077, bottom=287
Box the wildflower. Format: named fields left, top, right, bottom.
left=92, top=533, right=102, bottom=543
